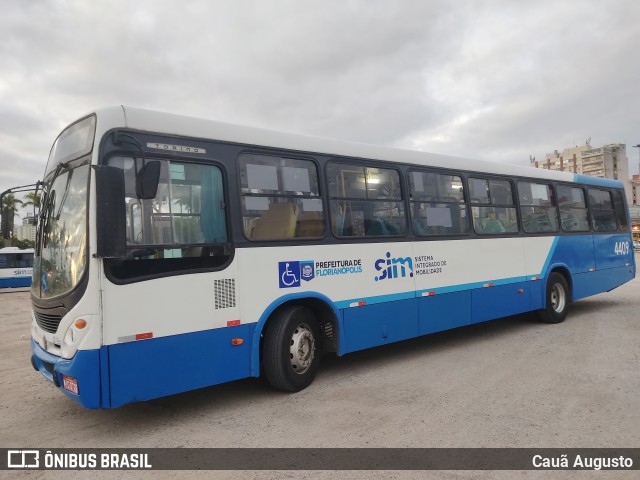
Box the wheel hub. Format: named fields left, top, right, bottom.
left=551, top=283, right=566, bottom=313
left=289, top=323, right=315, bottom=375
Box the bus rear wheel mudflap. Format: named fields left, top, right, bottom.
left=263, top=305, right=322, bottom=392
left=537, top=271, right=571, bottom=324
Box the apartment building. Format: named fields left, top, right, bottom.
left=13, top=215, right=37, bottom=242
left=531, top=143, right=633, bottom=205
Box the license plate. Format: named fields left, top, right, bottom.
left=62, top=375, right=79, bottom=395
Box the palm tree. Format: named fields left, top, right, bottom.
left=1, top=194, right=23, bottom=238
left=22, top=191, right=41, bottom=224
left=22, top=191, right=41, bottom=209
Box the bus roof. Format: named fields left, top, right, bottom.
left=92, top=106, right=623, bottom=189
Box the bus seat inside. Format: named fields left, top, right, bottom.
left=296, top=211, right=324, bottom=238
left=252, top=202, right=299, bottom=240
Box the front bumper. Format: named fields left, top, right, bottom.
left=30, top=338, right=102, bottom=409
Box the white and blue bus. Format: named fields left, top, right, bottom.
left=30, top=107, right=636, bottom=409
left=0, top=247, right=34, bottom=288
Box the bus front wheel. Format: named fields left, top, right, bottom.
left=537, top=272, right=570, bottom=324
left=263, top=306, right=321, bottom=392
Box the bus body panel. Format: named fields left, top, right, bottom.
left=471, top=280, right=532, bottom=323
left=342, top=299, right=420, bottom=353
left=548, top=235, right=595, bottom=275
left=101, top=263, right=242, bottom=346
left=543, top=233, right=634, bottom=300
left=418, top=290, right=472, bottom=335
left=593, top=233, right=634, bottom=270
left=583, top=267, right=635, bottom=295
left=107, top=324, right=252, bottom=408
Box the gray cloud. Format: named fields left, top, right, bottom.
left=2, top=0, right=639, bottom=203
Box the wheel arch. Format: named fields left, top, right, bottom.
left=250, top=292, right=340, bottom=377
left=546, top=263, right=573, bottom=301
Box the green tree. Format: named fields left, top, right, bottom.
left=22, top=191, right=41, bottom=219
left=22, top=191, right=41, bottom=208
left=11, top=238, right=34, bottom=249
left=1, top=193, right=23, bottom=238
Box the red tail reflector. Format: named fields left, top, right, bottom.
left=135, top=332, right=153, bottom=340
left=227, top=320, right=241, bottom=327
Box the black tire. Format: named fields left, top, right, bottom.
left=263, top=306, right=321, bottom=392
left=536, top=272, right=570, bottom=324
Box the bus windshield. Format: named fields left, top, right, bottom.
left=46, top=115, right=95, bottom=176
left=32, top=163, right=90, bottom=299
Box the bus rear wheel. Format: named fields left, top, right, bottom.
left=263, top=306, right=321, bottom=392
left=536, top=272, right=570, bottom=324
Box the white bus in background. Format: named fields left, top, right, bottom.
left=30, top=106, right=635, bottom=408
left=0, top=247, right=34, bottom=288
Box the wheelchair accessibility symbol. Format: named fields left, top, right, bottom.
left=279, top=261, right=301, bottom=288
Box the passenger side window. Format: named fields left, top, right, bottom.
left=469, top=177, right=518, bottom=234
left=408, top=170, right=469, bottom=236
left=612, top=190, right=629, bottom=231
left=556, top=185, right=589, bottom=232
left=588, top=189, right=617, bottom=232
left=327, top=163, right=406, bottom=237
left=239, top=153, right=324, bottom=240
left=518, top=182, right=558, bottom=233
left=108, top=156, right=230, bottom=261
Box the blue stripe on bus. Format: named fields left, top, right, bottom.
left=0, top=276, right=32, bottom=288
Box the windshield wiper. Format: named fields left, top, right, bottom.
left=55, top=174, right=73, bottom=220
left=51, top=162, right=72, bottom=220
left=38, top=161, right=69, bottom=223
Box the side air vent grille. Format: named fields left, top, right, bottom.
left=215, top=279, right=236, bottom=309
left=34, top=312, right=63, bottom=333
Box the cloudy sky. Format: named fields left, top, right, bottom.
left=1, top=0, right=639, bottom=204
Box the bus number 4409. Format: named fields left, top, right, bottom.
left=614, top=241, right=630, bottom=255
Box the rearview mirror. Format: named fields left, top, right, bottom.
left=94, top=165, right=126, bottom=258
left=136, top=161, right=161, bottom=199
